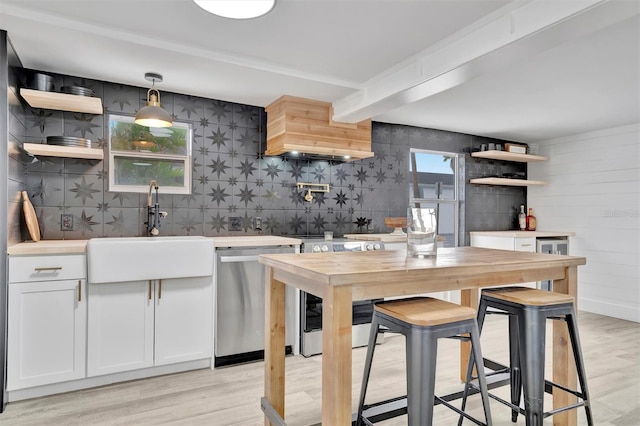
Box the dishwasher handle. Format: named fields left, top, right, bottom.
left=219, top=255, right=260, bottom=263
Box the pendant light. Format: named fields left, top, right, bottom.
left=135, top=72, right=172, bottom=128
left=193, top=0, right=275, bottom=20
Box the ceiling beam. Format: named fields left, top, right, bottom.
left=332, top=0, right=639, bottom=123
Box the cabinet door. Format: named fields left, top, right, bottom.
left=154, top=277, right=213, bottom=366
left=87, top=281, right=154, bottom=376
left=7, top=279, right=86, bottom=390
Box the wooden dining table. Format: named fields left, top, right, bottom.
left=259, top=246, right=586, bottom=426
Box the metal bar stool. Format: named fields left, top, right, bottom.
left=460, top=287, right=593, bottom=426
left=356, top=297, right=492, bottom=426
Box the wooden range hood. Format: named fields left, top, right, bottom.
left=265, top=95, right=373, bottom=161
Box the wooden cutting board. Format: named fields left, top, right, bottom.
left=22, top=190, right=41, bottom=242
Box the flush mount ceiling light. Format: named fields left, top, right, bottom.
left=193, top=0, right=275, bottom=19
left=135, top=72, right=172, bottom=128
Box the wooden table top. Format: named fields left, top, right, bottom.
left=259, top=246, right=586, bottom=298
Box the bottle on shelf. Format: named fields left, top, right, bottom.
left=518, top=204, right=526, bottom=231
left=526, top=208, right=537, bottom=231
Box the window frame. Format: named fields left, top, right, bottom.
left=107, top=114, right=193, bottom=194
left=409, top=148, right=461, bottom=247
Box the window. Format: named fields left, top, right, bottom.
left=108, top=114, right=192, bottom=194
left=409, top=149, right=461, bottom=247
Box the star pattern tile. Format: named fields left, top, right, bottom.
left=13, top=72, right=525, bottom=241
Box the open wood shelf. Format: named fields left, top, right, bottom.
left=471, top=150, right=547, bottom=162
left=20, top=88, right=103, bottom=114
left=24, top=143, right=104, bottom=160
left=469, top=177, right=546, bottom=186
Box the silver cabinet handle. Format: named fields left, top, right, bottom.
left=148, top=280, right=153, bottom=300
left=520, top=244, right=532, bottom=247
left=158, top=279, right=162, bottom=299
left=78, top=280, right=82, bottom=302
left=219, top=255, right=259, bottom=263
left=34, top=267, right=62, bottom=271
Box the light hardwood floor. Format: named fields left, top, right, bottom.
left=1, top=312, right=638, bottom=425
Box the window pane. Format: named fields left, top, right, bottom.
left=109, top=116, right=189, bottom=155
left=113, top=156, right=185, bottom=188
left=409, top=151, right=456, bottom=200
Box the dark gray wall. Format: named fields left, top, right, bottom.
left=2, top=30, right=27, bottom=412
left=15, top=69, right=526, bottom=244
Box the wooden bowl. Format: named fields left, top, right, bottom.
left=384, top=217, right=407, bottom=228
left=384, top=217, right=407, bottom=235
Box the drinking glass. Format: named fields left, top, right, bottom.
left=407, top=207, right=438, bottom=258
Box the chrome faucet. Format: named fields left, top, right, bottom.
left=145, top=180, right=167, bottom=236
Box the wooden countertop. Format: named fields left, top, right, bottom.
left=470, top=231, right=575, bottom=238
left=8, top=236, right=302, bottom=255
left=8, top=240, right=89, bottom=255
left=343, top=233, right=407, bottom=242
left=212, top=236, right=301, bottom=248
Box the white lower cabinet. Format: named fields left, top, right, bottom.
left=87, top=277, right=212, bottom=376
left=7, top=255, right=87, bottom=391
left=87, top=281, right=154, bottom=376
left=154, top=277, right=213, bottom=366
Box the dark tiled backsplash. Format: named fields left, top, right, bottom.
left=16, top=70, right=526, bottom=243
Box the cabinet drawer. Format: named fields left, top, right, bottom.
left=9, top=255, right=87, bottom=283
left=514, top=238, right=536, bottom=252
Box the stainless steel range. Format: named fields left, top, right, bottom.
left=299, top=238, right=385, bottom=357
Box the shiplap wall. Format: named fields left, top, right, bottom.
left=528, top=124, right=639, bottom=322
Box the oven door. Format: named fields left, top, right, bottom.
left=300, top=292, right=383, bottom=357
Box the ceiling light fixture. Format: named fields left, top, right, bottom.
left=135, top=72, right=172, bottom=128
left=193, top=0, right=275, bottom=19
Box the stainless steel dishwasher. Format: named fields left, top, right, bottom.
left=215, top=245, right=297, bottom=367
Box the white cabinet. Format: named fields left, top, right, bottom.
left=87, top=277, right=212, bottom=376
left=7, top=255, right=87, bottom=390
left=155, top=277, right=212, bottom=366
left=470, top=234, right=536, bottom=252
left=87, top=281, right=154, bottom=376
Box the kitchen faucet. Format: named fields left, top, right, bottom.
left=145, top=180, right=167, bottom=236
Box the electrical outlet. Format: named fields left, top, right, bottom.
left=254, top=216, right=262, bottom=231
left=229, top=216, right=242, bottom=231
left=61, top=214, right=74, bottom=231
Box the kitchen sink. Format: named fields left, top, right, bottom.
left=87, top=236, right=214, bottom=283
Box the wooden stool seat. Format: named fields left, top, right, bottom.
left=483, top=286, right=574, bottom=306
left=375, top=297, right=477, bottom=326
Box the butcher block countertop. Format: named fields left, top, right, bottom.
left=8, top=240, right=90, bottom=255
left=211, top=236, right=301, bottom=248
left=9, top=236, right=302, bottom=255
left=470, top=231, right=575, bottom=238
left=343, top=233, right=407, bottom=242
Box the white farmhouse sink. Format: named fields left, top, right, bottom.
left=87, top=236, right=214, bottom=284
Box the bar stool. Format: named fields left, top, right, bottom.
left=460, top=287, right=593, bottom=426
left=356, top=297, right=492, bottom=426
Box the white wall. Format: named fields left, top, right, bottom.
left=528, top=124, right=639, bottom=322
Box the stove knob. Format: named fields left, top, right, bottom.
left=373, top=243, right=381, bottom=250
left=321, top=245, right=329, bottom=252
left=365, top=244, right=373, bottom=251
left=312, top=245, right=321, bottom=253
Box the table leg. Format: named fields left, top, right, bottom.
left=322, top=285, right=353, bottom=425
left=264, top=267, right=286, bottom=426
left=552, top=266, right=578, bottom=426
left=460, top=289, right=479, bottom=381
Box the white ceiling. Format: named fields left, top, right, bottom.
left=1, top=0, right=638, bottom=143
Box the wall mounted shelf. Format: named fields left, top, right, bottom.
left=469, top=177, right=545, bottom=187
left=20, top=88, right=103, bottom=114
left=24, top=143, right=104, bottom=160
left=471, top=150, right=547, bottom=162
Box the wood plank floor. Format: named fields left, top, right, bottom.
left=1, top=312, right=638, bottom=425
